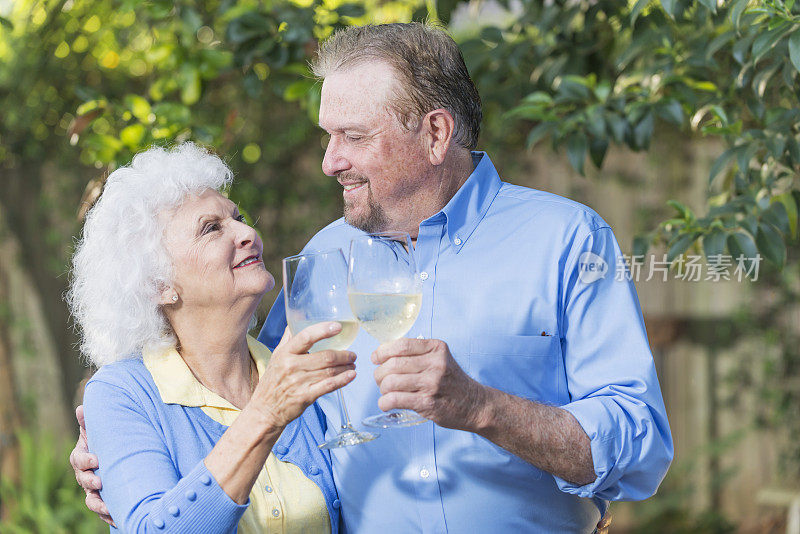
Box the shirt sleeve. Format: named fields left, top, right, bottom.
left=83, top=379, right=249, bottom=533
left=555, top=226, right=674, bottom=501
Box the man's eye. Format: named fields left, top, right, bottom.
left=346, top=135, right=363, bottom=142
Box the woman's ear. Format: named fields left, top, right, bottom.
left=158, top=284, right=179, bottom=306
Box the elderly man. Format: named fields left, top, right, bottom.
left=72, top=22, right=671, bottom=533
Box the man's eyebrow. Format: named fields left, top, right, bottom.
left=318, top=123, right=367, bottom=132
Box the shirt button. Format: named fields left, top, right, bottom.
left=416, top=335, right=424, bottom=339
left=200, top=474, right=211, bottom=486
left=185, top=490, right=196, bottom=501
left=420, top=468, right=430, bottom=479
left=274, top=445, right=289, bottom=455
left=168, top=505, right=179, bottom=517
left=420, top=271, right=429, bottom=281
left=272, top=508, right=281, bottom=518
left=265, top=485, right=273, bottom=493
left=309, top=465, right=320, bottom=476
left=153, top=518, right=165, bottom=529
left=333, top=499, right=341, bottom=509
left=454, top=237, right=462, bottom=246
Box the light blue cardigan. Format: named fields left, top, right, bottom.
left=83, top=358, right=341, bottom=533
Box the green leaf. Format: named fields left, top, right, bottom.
left=585, top=109, right=606, bottom=139
left=479, top=26, right=504, bottom=44
left=741, top=213, right=759, bottom=236
left=124, top=95, right=152, bottom=123
left=667, top=232, right=699, bottom=262
left=751, top=21, right=792, bottom=64
left=505, top=105, right=551, bottom=121
left=789, top=31, right=800, bottom=73
left=761, top=201, right=790, bottom=236
left=772, top=192, right=799, bottom=237
left=589, top=138, right=609, bottom=169
left=522, top=92, right=553, bottom=105
left=727, top=231, right=758, bottom=262
left=630, top=0, right=650, bottom=24
left=120, top=123, right=145, bottom=148
left=657, top=99, right=684, bottom=125
left=526, top=122, right=556, bottom=149
left=607, top=113, right=627, bottom=144
left=736, top=143, right=757, bottom=175
left=566, top=132, right=587, bottom=175
left=756, top=222, right=786, bottom=266
left=660, top=0, right=678, bottom=18
left=633, top=235, right=650, bottom=257
left=667, top=199, right=694, bottom=221
left=697, top=0, right=717, bottom=12
left=709, top=147, right=737, bottom=186
left=632, top=111, right=654, bottom=150
left=0, top=15, right=13, bottom=30
left=730, top=0, right=750, bottom=29
left=703, top=229, right=728, bottom=258
left=180, top=67, right=201, bottom=105
left=284, top=79, right=312, bottom=102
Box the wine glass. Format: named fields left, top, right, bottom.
left=347, top=232, right=426, bottom=428
left=283, top=249, right=379, bottom=449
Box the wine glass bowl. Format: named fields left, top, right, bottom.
left=348, top=232, right=426, bottom=428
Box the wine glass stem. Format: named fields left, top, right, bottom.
left=336, top=388, right=353, bottom=431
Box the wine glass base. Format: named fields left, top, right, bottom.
left=318, top=428, right=380, bottom=450
left=362, top=409, right=427, bottom=428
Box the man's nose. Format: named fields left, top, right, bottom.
left=321, top=137, right=350, bottom=176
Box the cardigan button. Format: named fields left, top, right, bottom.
left=168, top=505, right=180, bottom=517
left=309, top=466, right=320, bottom=476
left=274, top=445, right=289, bottom=455
left=332, top=499, right=341, bottom=509
left=200, top=474, right=212, bottom=486
left=153, top=518, right=165, bottom=529
left=185, top=490, right=197, bottom=501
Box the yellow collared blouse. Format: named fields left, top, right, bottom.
left=143, top=335, right=331, bottom=534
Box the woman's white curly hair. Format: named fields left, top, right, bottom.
left=68, top=143, right=233, bottom=367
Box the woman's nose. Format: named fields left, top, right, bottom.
left=235, top=220, right=256, bottom=247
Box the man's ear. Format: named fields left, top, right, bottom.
left=422, top=109, right=455, bottom=166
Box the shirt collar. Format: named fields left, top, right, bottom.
left=143, top=335, right=270, bottom=410
left=421, top=151, right=502, bottom=252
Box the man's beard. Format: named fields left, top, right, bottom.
left=343, top=181, right=389, bottom=233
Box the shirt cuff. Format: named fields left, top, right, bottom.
left=555, top=398, right=616, bottom=499
left=146, top=461, right=249, bottom=532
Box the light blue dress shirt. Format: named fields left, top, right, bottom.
left=259, top=152, right=673, bottom=533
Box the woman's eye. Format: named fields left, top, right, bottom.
left=203, top=222, right=220, bottom=234
left=235, top=214, right=246, bottom=223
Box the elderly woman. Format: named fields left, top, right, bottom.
left=69, top=143, right=353, bottom=533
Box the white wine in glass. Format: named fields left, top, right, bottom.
left=347, top=293, right=422, bottom=343
left=283, top=249, right=379, bottom=449
left=348, top=232, right=426, bottom=428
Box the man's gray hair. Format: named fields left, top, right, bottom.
left=67, top=143, right=234, bottom=367
left=311, top=22, right=482, bottom=151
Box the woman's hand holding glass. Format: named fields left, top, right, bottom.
left=254, top=322, right=357, bottom=430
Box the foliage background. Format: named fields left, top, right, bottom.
left=0, top=0, right=798, bottom=531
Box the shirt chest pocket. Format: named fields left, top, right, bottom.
left=468, top=334, right=562, bottom=403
